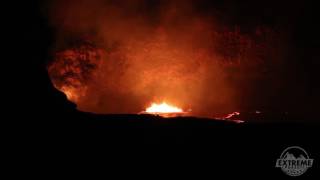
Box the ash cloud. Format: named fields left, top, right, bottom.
left=46, top=0, right=293, bottom=117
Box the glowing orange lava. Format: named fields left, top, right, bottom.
left=145, top=102, right=183, bottom=114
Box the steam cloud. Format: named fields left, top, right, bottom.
left=46, top=0, right=289, bottom=116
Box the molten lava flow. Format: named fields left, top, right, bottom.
left=218, top=111, right=245, bottom=123
left=146, top=102, right=183, bottom=114
left=224, top=111, right=240, bottom=119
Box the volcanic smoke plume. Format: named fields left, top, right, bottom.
left=46, top=0, right=287, bottom=116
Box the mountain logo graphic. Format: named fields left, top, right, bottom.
left=276, top=146, right=313, bottom=176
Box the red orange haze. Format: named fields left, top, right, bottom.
left=47, top=0, right=286, bottom=117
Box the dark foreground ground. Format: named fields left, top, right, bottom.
left=15, top=110, right=319, bottom=179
